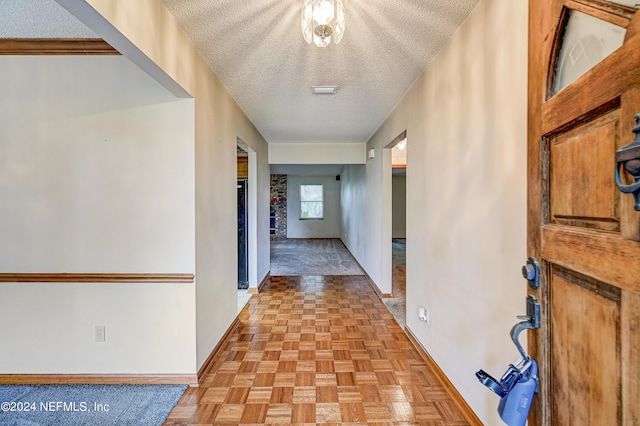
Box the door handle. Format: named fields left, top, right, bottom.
left=511, top=295, right=540, bottom=360
left=476, top=295, right=540, bottom=426
left=615, top=114, right=640, bottom=211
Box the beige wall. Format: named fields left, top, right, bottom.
left=0, top=55, right=196, bottom=374
left=343, top=0, right=528, bottom=422
left=69, top=0, right=271, bottom=371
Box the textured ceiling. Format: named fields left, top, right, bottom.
left=0, top=0, right=97, bottom=38
left=0, top=0, right=479, bottom=147
left=161, top=0, right=479, bottom=144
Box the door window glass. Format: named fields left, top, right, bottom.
left=607, top=1, right=639, bottom=8
left=553, top=10, right=625, bottom=95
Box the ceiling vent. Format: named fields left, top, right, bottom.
left=311, top=86, right=338, bottom=95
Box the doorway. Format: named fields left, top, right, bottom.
left=237, top=177, right=248, bottom=290
left=236, top=141, right=255, bottom=312
left=384, top=131, right=407, bottom=327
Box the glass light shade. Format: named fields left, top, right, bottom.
left=302, top=0, right=345, bottom=47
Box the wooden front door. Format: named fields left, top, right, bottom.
left=528, top=1, right=640, bottom=425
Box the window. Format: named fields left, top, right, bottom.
left=300, top=184, right=323, bottom=219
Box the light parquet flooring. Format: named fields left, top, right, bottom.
left=165, top=275, right=469, bottom=425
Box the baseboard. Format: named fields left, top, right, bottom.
left=0, top=374, right=197, bottom=385
left=404, top=325, right=483, bottom=426
left=257, top=272, right=270, bottom=293
left=366, top=276, right=393, bottom=299
left=247, top=272, right=270, bottom=294
left=285, top=237, right=336, bottom=240
left=197, top=316, right=241, bottom=383
left=339, top=239, right=392, bottom=298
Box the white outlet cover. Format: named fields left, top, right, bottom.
left=95, top=325, right=105, bottom=342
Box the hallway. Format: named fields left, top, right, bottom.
left=165, top=275, right=470, bottom=425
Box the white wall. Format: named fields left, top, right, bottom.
left=341, top=164, right=368, bottom=264
left=287, top=175, right=342, bottom=239
left=269, top=143, right=365, bottom=164
left=341, top=156, right=389, bottom=293
left=0, top=56, right=196, bottom=374
left=238, top=142, right=271, bottom=290
left=0, top=283, right=195, bottom=374
left=77, top=0, right=272, bottom=371
left=392, top=175, right=407, bottom=238
left=248, top=145, right=271, bottom=289
left=342, top=0, right=528, bottom=423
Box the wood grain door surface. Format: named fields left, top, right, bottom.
left=528, top=1, right=640, bottom=425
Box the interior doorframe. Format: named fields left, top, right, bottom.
left=383, top=130, right=408, bottom=297
left=237, top=138, right=258, bottom=290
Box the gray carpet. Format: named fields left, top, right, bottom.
left=270, top=239, right=364, bottom=276
left=0, top=384, right=186, bottom=426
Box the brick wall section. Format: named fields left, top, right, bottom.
left=270, top=174, right=287, bottom=241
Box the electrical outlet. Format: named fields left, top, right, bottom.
left=95, top=325, right=105, bottom=342
left=418, top=307, right=430, bottom=324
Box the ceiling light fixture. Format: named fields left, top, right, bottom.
left=397, top=138, right=407, bottom=150
left=311, top=86, right=338, bottom=95
left=302, top=0, right=346, bottom=48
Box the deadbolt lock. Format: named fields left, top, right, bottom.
left=521, top=257, right=540, bottom=289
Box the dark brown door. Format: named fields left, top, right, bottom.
left=529, top=1, right=640, bottom=425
